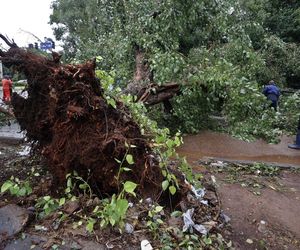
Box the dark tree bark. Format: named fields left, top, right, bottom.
left=126, top=46, right=180, bottom=110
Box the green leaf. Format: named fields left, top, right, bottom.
left=122, top=167, right=132, bottom=172
left=43, top=196, right=51, bottom=201
left=79, top=183, right=89, bottom=190
left=174, top=136, right=181, bottom=146
left=86, top=218, right=96, bottom=233
left=107, top=98, right=116, bottom=108
left=155, top=206, right=164, bottom=213
left=18, top=187, right=27, bottom=196
left=10, top=186, right=19, bottom=195
left=115, top=158, right=121, bottom=164
left=171, top=210, right=182, bottom=217
left=162, top=180, right=169, bottom=191
left=1, top=181, right=13, bottom=193
left=109, top=217, right=116, bottom=226
left=123, top=181, right=137, bottom=196
left=116, top=198, right=129, bottom=216
left=100, top=219, right=106, bottom=228
left=190, top=234, right=199, bottom=241
left=67, top=178, right=72, bottom=188
left=166, top=139, right=173, bottom=148
left=126, top=154, right=134, bottom=165
left=203, top=237, right=212, bottom=245
left=59, top=198, right=66, bottom=206
left=156, top=218, right=164, bottom=224
left=169, top=186, right=176, bottom=195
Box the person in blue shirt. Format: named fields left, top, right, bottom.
left=263, top=80, right=281, bottom=111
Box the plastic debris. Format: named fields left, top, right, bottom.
left=128, top=202, right=134, bottom=208
left=246, top=239, right=253, bottom=244
left=258, top=220, right=267, bottom=233
left=182, top=208, right=207, bottom=235
left=200, top=200, right=208, bottom=205
left=191, top=186, right=205, bottom=200
left=211, top=161, right=226, bottom=168
left=34, top=225, right=48, bottom=232
left=191, top=185, right=209, bottom=205
left=184, top=179, right=209, bottom=205
left=141, top=239, right=153, bottom=250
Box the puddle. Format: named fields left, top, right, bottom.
left=177, top=130, right=300, bottom=167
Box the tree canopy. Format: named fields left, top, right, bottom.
left=50, top=0, right=300, bottom=141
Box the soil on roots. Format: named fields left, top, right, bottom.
left=2, top=47, right=163, bottom=197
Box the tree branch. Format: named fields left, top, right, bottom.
left=0, top=34, right=18, bottom=48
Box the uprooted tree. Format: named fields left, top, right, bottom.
left=0, top=34, right=188, bottom=202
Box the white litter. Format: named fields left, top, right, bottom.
left=182, top=208, right=207, bottom=235
left=141, top=239, right=153, bottom=250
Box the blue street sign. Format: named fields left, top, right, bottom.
left=40, top=41, right=53, bottom=50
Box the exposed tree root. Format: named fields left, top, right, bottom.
left=0, top=42, right=171, bottom=199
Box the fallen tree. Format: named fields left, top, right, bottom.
left=0, top=36, right=227, bottom=249
left=0, top=36, right=173, bottom=199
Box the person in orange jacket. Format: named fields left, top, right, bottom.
left=2, top=75, right=13, bottom=103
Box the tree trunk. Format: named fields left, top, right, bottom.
left=126, top=46, right=180, bottom=109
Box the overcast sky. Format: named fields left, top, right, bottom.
left=0, top=0, right=56, bottom=49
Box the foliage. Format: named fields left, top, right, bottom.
left=87, top=180, right=137, bottom=231
left=0, top=176, right=32, bottom=197
left=35, top=195, right=61, bottom=216
left=277, top=91, right=300, bottom=133
left=65, top=171, right=92, bottom=199
left=50, top=0, right=300, bottom=142
left=265, top=0, right=300, bottom=43
left=224, top=162, right=280, bottom=177
left=50, top=0, right=247, bottom=81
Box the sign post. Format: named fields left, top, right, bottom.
left=40, top=38, right=55, bottom=51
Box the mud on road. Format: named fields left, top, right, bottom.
left=193, top=160, right=300, bottom=250
left=177, top=130, right=300, bottom=249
